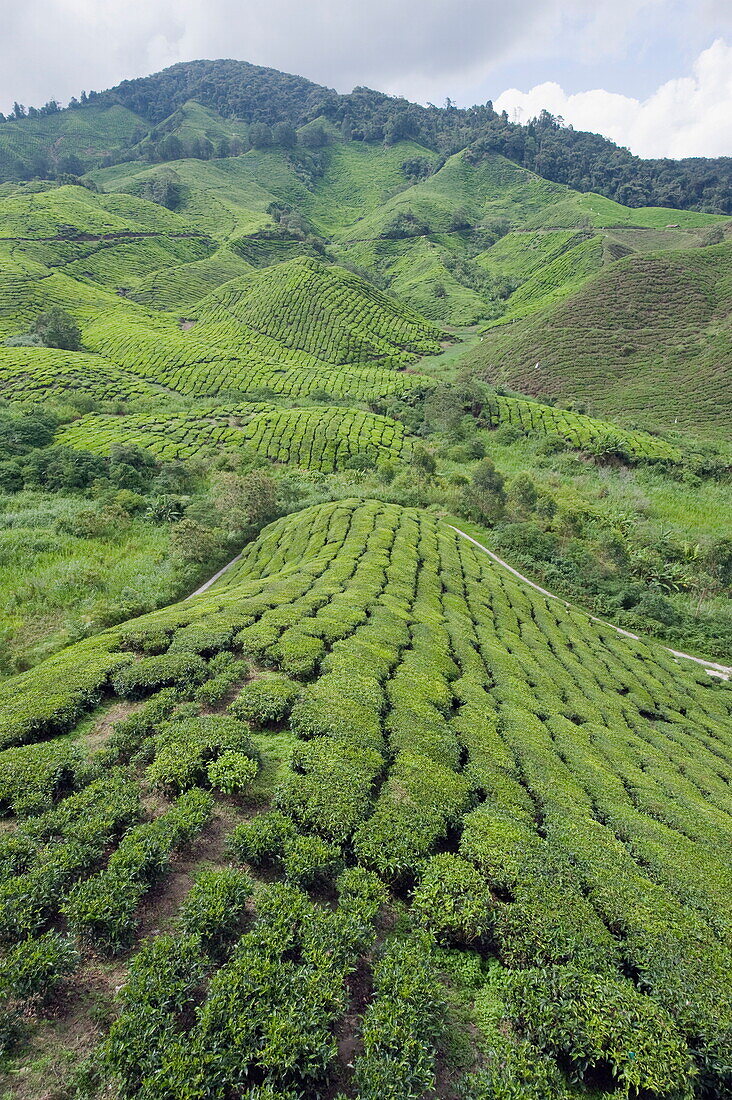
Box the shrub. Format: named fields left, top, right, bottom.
left=269, top=631, right=325, bottom=678
left=228, top=675, right=301, bottom=725
left=0, top=931, right=79, bottom=999
left=353, top=937, right=444, bottom=1100
left=412, top=854, right=494, bottom=945
left=505, top=966, right=693, bottom=1096
left=112, top=653, right=208, bottom=699
left=63, top=789, right=213, bottom=952
left=0, top=741, right=82, bottom=816
left=227, top=810, right=297, bottom=866
left=207, top=751, right=258, bottom=794
left=146, top=715, right=253, bottom=796
left=178, top=867, right=253, bottom=951
left=281, top=834, right=342, bottom=888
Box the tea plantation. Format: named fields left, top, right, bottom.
left=0, top=61, right=731, bottom=1100
left=0, top=500, right=730, bottom=1097
left=58, top=404, right=409, bottom=470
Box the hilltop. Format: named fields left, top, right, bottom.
left=1, top=58, right=731, bottom=212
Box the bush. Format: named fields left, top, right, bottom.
left=178, top=867, right=252, bottom=951
left=270, top=631, right=325, bottom=679
left=112, top=653, right=208, bottom=699
left=146, top=715, right=253, bottom=795
left=353, top=937, right=444, bottom=1100
left=227, top=810, right=297, bottom=866
left=207, top=751, right=258, bottom=795
left=281, top=833, right=342, bottom=888
left=0, top=741, right=82, bottom=816
left=505, top=966, right=693, bottom=1096
left=412, top=854, right=493, bottom=945
left=228, top=675, right=301, bottom=725
left=63, top=789, right=213, bottom=952
left=0, top=931, right=79, bottom=999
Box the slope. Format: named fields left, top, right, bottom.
left=1, top=499, right=731, bottom=1098
left=467, top=241, right=732, bottom=436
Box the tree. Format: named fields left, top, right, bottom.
left=273, top=122, right=296, bottom=148
left=248, top=123, right=273, bottom=149
left=462, top=458, right=506, bottom=524
left=29, top=308, right=82, bottom=351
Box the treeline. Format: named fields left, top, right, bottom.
left=1, top=59, right=731, bottom=212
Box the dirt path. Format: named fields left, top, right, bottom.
left=448, top=525, right=732, bottom=680
left=185, top=552, right=243, bottom=599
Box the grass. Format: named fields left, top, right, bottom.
left=0, top=490, right=179, bottom=676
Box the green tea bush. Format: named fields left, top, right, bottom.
left=0, top=931, right=79, bottom=999
left=207, top=750, right=258, bottom=794
left=229, top=674, right=301, bottom=725
left=227, top=810, right=297, bottom=867
left=281, top=833, right=342, bottom=888
left=504, top=966, right=693, bottom=1096
left=0, top=741, right=82, bottom=816
left=353, top=937, right=445, bottom=1100
left=412, top=854, right=494, bottom=945
left=178, top=867, right=253, bottom=951
left=63, top=788, right=213, bottom=952
left=146, top=715, right=253, bottom=795
left=112, top=653, right=208, bottom=699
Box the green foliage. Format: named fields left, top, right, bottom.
left=229, top=674, right=301, bottom=725
left=111, top=652, right=208, bottom=699
left=177, top=866, right=253, bottom=949
left=146, top=715, right=254, bottom=796
left=412, top=853, right=493, bottom=945
left=207, top=750, right=258, bottom=794
left=504, top=966, right=693, bottom=1096
left=354, top=937, right=445, bottom=1100
left=0, top=930, right=79, bottom=999
left=63, top=788, right=213, bottom=952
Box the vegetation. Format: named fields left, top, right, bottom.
left=0, top=499, right=729, bottom=1097
left=0, top=55, right=730, bottom=1100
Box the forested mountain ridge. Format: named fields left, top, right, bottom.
left=1, top=57, right=731, bottom=212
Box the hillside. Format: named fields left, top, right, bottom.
left=1, top=499, right=731, bottom=1097
left=466, top=241, right=732, bottom=436
left=0, top=55, right=731, bottom=1100
left=1, top=58, right=731, bottom=213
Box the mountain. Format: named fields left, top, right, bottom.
left=1, top=58, right=731, bottom=212
left=466, top=238, right=732, bottom=436
left=0, top=57, right=731, bottom=1100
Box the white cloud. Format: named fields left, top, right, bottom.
left=1, top=0, right=665, bottom=116
left=494, top=38, right=732, bottom=157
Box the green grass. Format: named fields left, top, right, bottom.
left=0, top=490, right=179, bottom=675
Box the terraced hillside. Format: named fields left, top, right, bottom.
left=468, top=242, right=732, bottom=436
left=483, top=391, right=684, bottom=463
left=1, top=499, right=731, bottom=1098
left=0, top=186, right=442, bottom=403
left=58, top=403, right=410, bottom=471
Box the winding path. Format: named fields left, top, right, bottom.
left=185, top=552, right=243, bottom=600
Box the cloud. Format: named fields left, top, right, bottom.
left=494, top=38, right=732, bottom=157
left=2, top=0, right=665, bottom=115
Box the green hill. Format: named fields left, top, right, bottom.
left=0, top=499, right=731, bottom=1097
left=467, top=241, right=732, bottom=436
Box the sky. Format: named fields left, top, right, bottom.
left=1, top=0, right=731, bottom=158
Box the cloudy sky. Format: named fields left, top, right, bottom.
left=2, top=0, right=731, bottom=157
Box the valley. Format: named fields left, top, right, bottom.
left=0, top=58, right=730, bottom=1100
